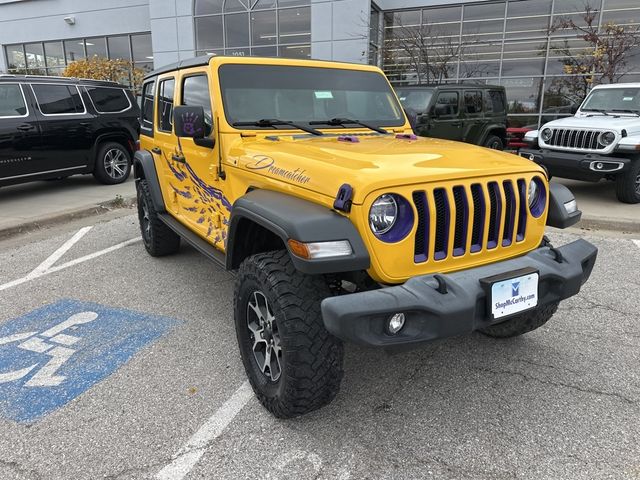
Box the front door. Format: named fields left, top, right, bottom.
left=425, top=91, right=462, bottom=141
left=174, top=70, right=229, bottom=250
left=0, top=83, right=42, bottom=183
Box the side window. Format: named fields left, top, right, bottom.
left=31, top=84, right=84, bottom=115
left=181, top=75, right=213, bottom=136
left=0, top=84, right=27, bottom=117
left=141, top=80, right=156, bottom=130
left=464, top=90, right=483, bottom=114
left=488, top=90, right=505, bottom=114
left=86, top=87, right=130, bottom=113
left=435, top=92, right=459, bottom=117
left=157, top=78, right=175, bottom=132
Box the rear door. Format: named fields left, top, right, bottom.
left=462, top=89, right=485, bottom=144
left=30, top=82, right=96, bottom=172
left=0, top=82, right=43, bottom=182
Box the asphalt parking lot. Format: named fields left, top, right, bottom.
left=0, top=213, right=638, bottom=480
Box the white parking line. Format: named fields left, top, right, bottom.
left=0, top=227, right=140, bottom=293
left=155, top=381, right=253, bottom=480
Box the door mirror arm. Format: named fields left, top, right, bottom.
left=194, top=137, right=215, bottom=149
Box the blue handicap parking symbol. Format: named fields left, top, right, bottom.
left=0, top=299, right=180, bottom=422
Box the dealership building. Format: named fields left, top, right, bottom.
left=1, top=0, right=639, bottom=127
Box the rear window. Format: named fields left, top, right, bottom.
left=86, top=87, right=130, bottom=113
left=31, top=84, right=84, bottom=115
left=487, top=90, right=505, bottom=113
left=0, top=84, right=27, bottom=117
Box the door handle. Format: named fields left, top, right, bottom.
left=172, top=154, right=186, bottom=163
left=17, top=124, right=34, bottom=132
left=451, top=122, right=461, bottom=127
left=151, top=147, right=162, bottom=155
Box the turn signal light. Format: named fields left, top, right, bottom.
left=287, top=239, right=352, bottom=259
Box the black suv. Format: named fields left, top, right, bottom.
left=0, top=75, right=139, bottom=187
left=395, top=84, right=508, bottom=150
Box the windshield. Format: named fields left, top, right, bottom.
left=581, top=87, right=640, bottom=113
left=219, top=64, right=405, bottom=129
left=395, top=89, right=434, bottom=114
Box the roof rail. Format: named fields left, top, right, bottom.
left=0, top=74, right=16, bottom=77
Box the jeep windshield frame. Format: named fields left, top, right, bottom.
left=580, top=87, right=640, bottom=115
left=218, top=64, right=405, bottom=132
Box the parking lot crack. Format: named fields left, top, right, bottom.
left=473, top=366, right=637, bottom=406
left=0, top=458, right=43, bottom=480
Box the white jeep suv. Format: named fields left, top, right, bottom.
left=521, top=83, right=640, bottom=204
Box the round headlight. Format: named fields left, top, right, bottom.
left=528, top=179, right=538, bottom=208
left=369, top=194, right=398, bottom=235
left=540, top=128, right=553, bottom=142
left=599, top=131, right=616, bottom=146
left=528, top=177, right=547, bottom=218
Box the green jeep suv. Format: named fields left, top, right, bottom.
left=395, top=84, right=508, bottom=150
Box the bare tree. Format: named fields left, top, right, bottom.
left=548, top=3, right=640, bottom=99
left=385, top=21, right=467, bottom=84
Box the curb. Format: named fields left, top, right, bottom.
left=0, top=195, right=137, bottom=241
left=576, top=215, right=640, bottom=234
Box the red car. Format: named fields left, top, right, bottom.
left=506, top=127, right=532, bottom=151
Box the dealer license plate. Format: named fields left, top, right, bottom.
left=490, top=272, right=539, bottom=319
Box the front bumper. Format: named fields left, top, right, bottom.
left=321, top=239, right=597, bottom=348
left=520, top=148, right=631, bottom=181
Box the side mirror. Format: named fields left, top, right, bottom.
left=404, top=107, right=418, bottom=131
left=173, top=105, right=215, bottom=149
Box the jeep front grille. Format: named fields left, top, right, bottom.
left=546, top=129, right=606, bottom=150
left=412, top=179, right=528, bottom=263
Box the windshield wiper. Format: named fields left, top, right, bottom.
left=232, top=119, right=323, bottom=136
left=610, top=109, right=640, bottom=117
left=582, top=108, right=610, bottom=116
left=309, top=118, right=388, bottom=134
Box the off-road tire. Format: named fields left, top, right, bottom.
left=234, top=250, right=344, bottom=418
left=136, top=180, right=180, bottom=256
left=484, top=135, right=504, bottom=151
left=479, top=302, right=559, bottom=338
left=615, top=160, right=640, bottom=204
left=93, top=142, right=132, bottom=185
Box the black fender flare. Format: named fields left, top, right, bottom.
left=227, top=189, right=370, bottom=275
left=133, top=150, right=165, bottom=213
left=480, top=124, right=507, bottom=145
left=546, top=182, right=581, bottom=229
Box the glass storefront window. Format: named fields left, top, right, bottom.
left=64, top=40, right=85, bottom=63
left=195, top=0, right=223, bottom=15
left=108, top=36, right=131, bottom=61
left=422, top=6, right=461, bottom=24
left=85, top=38, right=107, bottom=58
left=24, top=43, right=45, bottom=69
left=280, top=44, right=310, bottom=59
left=278, top=7, right=311, bottom=44
left=131, top=34, right=153, bottom=62
left=226, top=13, right=250, bottom=48
left=251, top=10, right=277, bottom=46
left=501, top=77, right=542, bottom=113
left=464, top=2, right=506, bottom=21
left=44, top=42, right=64, bottom=67
left=507, top=115, right=540, bottom=128
left=6, top=45, right=26, bottom=70
left=196, top=16, right=224, bottom=49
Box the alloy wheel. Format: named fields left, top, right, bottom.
left=104, top=148, right=129, bottom=180
left=635, top=173, right=640, bottom=195
left=246, top=290, right=282, bottom=382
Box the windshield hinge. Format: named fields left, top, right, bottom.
left=333, top=184, right=353, bottom=213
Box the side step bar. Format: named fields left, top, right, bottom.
left=158, top=213, right=226, bottom=268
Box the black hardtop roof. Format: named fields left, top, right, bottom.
left=145, top=55, right=212, bottom=79
left=395, top=83, right=504, bottom=90
left=0, top=74, right=125, bottom=88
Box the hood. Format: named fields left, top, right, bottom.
left=544, top=114, right=640, bottom=135
left=228, top=134, right=545, bottom=204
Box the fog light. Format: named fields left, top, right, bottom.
left=564, top=199, right=577, bottom=214
left=387, top=313, right=406, bottom=335
left=596, top=162, right=603, bottom=170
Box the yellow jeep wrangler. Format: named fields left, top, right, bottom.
left=134, top=55, right=597, bottom=418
